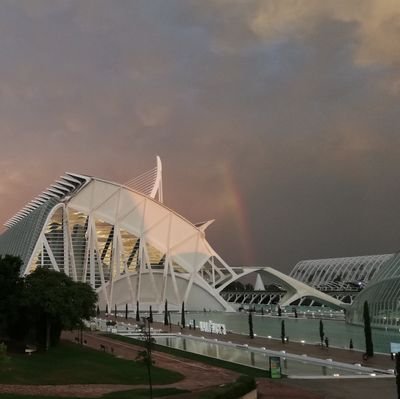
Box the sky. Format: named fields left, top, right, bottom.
left=1, top=0, right=400, bottom=273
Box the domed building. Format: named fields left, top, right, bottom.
left=346, top=251, right=400, bottom=328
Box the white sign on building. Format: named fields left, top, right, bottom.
left=199, top=320, right=226, bottom=335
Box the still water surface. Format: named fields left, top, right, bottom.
left=155, top=336, right=369, bottom=377
left=154, top=311, right=400, bottom=353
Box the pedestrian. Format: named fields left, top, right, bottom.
left=325, top=337, right=329, bottom=348
left=349, top=339, right=354, bottom=350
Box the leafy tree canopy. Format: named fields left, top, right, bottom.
left=0, top=255, right=97, bottom=349
left=27, top=268, right=96, bottom=326
left=0, top=255, right=24, bottom=338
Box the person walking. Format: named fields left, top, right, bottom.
left=325, top=337, right=329, bottom=348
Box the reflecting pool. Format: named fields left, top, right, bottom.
left=150, top=336, right=383, bottom=377
left=154, top=311, right=400, bottom=353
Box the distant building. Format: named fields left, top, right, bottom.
left=290, top=254, right=392, bottom=304
left=346, top=251, right=400, bottom=328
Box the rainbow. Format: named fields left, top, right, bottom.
left=220, top=161, right=255, bottom=265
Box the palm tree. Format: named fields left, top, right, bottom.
left=164, top=300, right=168, bottom=326
left=363, top=301, right=374, bottom=357
left=319, top=320, right=324, bottom=345
left=181, top=302, right=185, bottom=328
left=248, top=312, right=254, bottom=339
left=136, top=301, right=140, bottom=322
left=281, top=320, right=285, bottom=343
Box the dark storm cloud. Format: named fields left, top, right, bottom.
left=1, top=0, right=400, bottom=272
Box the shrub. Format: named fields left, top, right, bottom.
left=0, top=342, right=9, bottom=363
left=205, top=375, right=256, bottom=399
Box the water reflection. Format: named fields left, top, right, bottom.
left=155, top=336, right=368, bottom=377
left=155, top=311, right=399, bottom=353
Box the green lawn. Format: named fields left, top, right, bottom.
left=0, top=342, right=183, bottom=385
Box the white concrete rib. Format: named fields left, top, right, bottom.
left=3, top=174, right=91, bottom=228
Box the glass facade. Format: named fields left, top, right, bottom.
left=290, top=254, right=393, bottom=304
left=346, top=252, right=400, bottom=329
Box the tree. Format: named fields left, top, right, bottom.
left=245, top=283, right=253, bottom=291
left=363, top=301, right=374, bottom=357
left=0, top=255, right=25, bottom=340
left=149, top=305, right=153, bottom=323
left=248, top=312, right=254, bottom=339
left=137, top=318, right=155, bottom=399
left=164, top=300, right=168, bottom=326
left=224, top=281, right=244, bottom=291
left=136, top=301, right=140, bottom=322
left=319, top=320, right=325, bottom=345
left=181, top=302, right=185, bottom=328
left=281, top=320, right=285, bottom=344
left=23, top=267, right=97, bottom=350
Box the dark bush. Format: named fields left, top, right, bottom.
left=209, top=375, right=256, bottom=399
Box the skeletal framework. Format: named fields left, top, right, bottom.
left=0, top=157, right=344, bottom=312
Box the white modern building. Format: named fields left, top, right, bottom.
left=0, top=157, right=344, bottom=312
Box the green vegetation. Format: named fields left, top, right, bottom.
left=0, top=342, right=182, bottom=385
left=319, top=319, right=324, bottom=345
left=181, top=302, right=185, bottom=328
left=136, top=321, right=157, bottom=398
left=24, top=267, right=97, bottom=349
left=0, top=255, right=97, bottom=349
left=0, top=255, right=25, bottom=341
left=363, top=301, right=374, bottom=357
left=248, top=312, right=254, bottom=339
left=164, top=300, right=168, bottom=326
left=136, top=300, right=140, bottom=322
left=198, top=375, right=256, bottom=399
left=104, top=333, right=268, bottom=378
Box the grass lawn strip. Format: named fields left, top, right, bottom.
left=0, top=342, right=182, bottom=385
left=103, top=333, right=268, bottom=378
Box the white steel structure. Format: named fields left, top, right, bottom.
left=290, top=255, right=392, bottom=291
left=0, top=158, right=241, bottom=312
left=289, top=254, right=393, bottom=305
left=0, top=157, right=346, bottom=312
